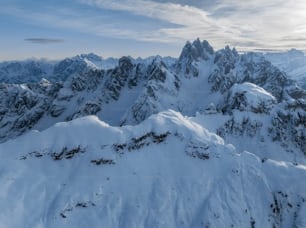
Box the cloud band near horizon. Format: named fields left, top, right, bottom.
left=24, top=38, right=64, bottom=44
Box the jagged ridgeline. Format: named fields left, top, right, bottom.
left=0, top=39, right=305, bottom=156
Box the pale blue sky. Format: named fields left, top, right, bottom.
left=1, top=0, right=306, bottom=60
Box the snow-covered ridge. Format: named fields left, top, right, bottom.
left=0, top=54, right=175, bottom=84
left=1, top=110, right=226, bottom=155
left=0, top=110, right=306, bottom=227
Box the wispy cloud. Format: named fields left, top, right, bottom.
left=25, top=38, right=64, bottom=44
left=78, top=0, right=218, bottom=42
left=2, top=0, right=306, bottom=52
left=77, top=0, right=306, bottom=50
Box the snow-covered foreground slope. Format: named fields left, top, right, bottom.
left=1, top=110, right=306, bottom=228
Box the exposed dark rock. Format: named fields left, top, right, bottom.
left=90, top=158, right=115, bottom=165
left=50, top=146, right=85, bottom=160
left=113, top=132, right=170, bottom=154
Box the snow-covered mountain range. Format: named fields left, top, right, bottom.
left=265, top=49, right=306, bottom=89
left=0, top=39, right=305, bottom=227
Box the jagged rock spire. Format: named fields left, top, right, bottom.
left=179, top=38, right=214, bottom=61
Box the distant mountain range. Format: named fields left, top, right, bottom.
left=0, top=39, right=305, bottom=227
left=265, top=49, right=306, bottom=89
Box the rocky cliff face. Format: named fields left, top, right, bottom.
left=0, top=80, right=61, bottom=141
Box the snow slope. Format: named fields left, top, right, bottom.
left=1, top=110, right=306, bottom=228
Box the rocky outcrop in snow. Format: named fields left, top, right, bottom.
left=223, top=82, right=276, bottom=113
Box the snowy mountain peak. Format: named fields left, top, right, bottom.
left=175, top=39, right=214, bottom=77
left=79, top=53, right=103, bottom=62
left=118, top=56, right=133, bottom=71
left=179, top=38, right=214, bottom=62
